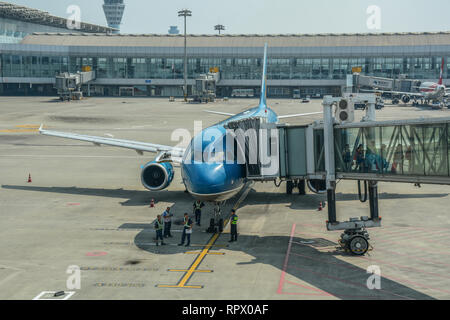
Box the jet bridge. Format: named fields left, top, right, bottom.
left=55, top=71, right=96, bottom=101
left=239, top=96, right=450, bottom=255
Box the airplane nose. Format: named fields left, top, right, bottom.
left=195, top=163, right=226, bottom=187
left=182, top=162, right=227, bottom=194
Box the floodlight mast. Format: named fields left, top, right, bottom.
left=214, top=24, right=225, bottom=35
left=178, top=9, right=192, bottom=102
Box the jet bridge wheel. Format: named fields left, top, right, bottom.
left=348, top=236, right=369, bottom=256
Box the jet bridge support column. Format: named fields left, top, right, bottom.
left=368, top=181, right=379, bottom=220
left=365, top=98, right=380, bottom=222
left=323, top=96, right=337, bottom=224
left=323, top=94, right=382, bottom=256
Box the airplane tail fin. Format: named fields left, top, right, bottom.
left=258, top=43, right=268, bottom=109
left=439, top=57, right=444, bottom=85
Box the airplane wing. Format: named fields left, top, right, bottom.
left=360, top=88, right=423, bottom=97
left=278, top=112, right=322, bottom=119
left=204, top=110, right=236, bottom=117
left=39, top=125, right=185, bottom=159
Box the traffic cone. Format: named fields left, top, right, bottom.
left=27, top=174, right=32, bottom=183
left=318, top=201, right=323, bottom=211
left=150, top=199, right=155, bottom=208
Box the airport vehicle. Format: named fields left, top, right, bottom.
left=293, top=89, right=301, bottom=99
left=301, top=97, right=310, bottom=103
left=355, top=97, right=384, bottom=110
left=231, top=88, right=254, bottom=98
left=363, top=58, right=450, bottom=104
left=40, top=44, right=321, bottom=204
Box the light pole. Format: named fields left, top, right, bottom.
left=178, top=9, right=192, bottom=102
left=214, top=24, right=225, bottom=35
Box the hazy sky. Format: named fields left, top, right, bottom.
left=7, top=0, right=450, bottom=34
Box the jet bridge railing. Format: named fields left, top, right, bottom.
left=313, top=117, right=450, bottom=185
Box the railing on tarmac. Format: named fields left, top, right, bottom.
left=313, top=117, right=450, bottom=185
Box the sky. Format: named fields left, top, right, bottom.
left=6, top=0, right=450, bottom=34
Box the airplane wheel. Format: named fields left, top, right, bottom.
left=298, top=180, right=306, bottom=195
left=207, top=219, right=215, bottom=233
left=218, top=219, right=224, bottom=233
left=286, top=181, right=293, bottom=194
left=349, top=236, right=369, bottom=256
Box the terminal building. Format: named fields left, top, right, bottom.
left=0, top=2, right=116, bottom=43
left=1, top=29, right=450, bottom=97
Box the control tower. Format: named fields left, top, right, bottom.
left=103, top=0, right=125, bottom=33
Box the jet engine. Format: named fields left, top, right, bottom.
left=401, top=95, right=411, bottom=104
left=307, top=179, right=327, bottom=194
left=141, top=161, right=174, bottom=191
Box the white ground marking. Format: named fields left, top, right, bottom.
left=33, top=291, right=75, bottom=300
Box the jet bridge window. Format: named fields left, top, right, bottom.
left=335, top=123, right=450, bottom=177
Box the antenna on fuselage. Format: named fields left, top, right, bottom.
left=258, top=43, right=268, bottom=109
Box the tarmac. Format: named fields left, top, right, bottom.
left=0, top=96, right=450, bottom=300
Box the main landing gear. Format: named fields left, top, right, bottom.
left=286, top=179, right=306, bottom=195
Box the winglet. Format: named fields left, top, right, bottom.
left=258, top=43, right=268, bottom=110
left=38, top=124, right=44, bottom=133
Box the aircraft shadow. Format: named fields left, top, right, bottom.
left=123, top=223, right=435, bottom=300
left=1, top=185, right=192, bottom=206
left=1, top=184, right=439, bottom=299
left=245, top=189, right=448, bottom=210
left=2, top=185, right=446, bottom=210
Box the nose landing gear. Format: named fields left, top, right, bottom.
left=207, top=202, right=225, bottom=233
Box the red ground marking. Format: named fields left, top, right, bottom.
left=371, top=238, right=448, bottom=256
left=86, top=251, right=108, bottom=257
left=287, top=265, right=413, bottom=300
left=289, top=250, right=450, bottom=296
left=376, top=247, right=450, bottom=268
left=277, top=224, right=296, bottom=294
left=360, top=256, right=450, bottom=281
left=373, top=229, right=450, bottom=244
left=284, top=280, right=332, bottom=296
left=277, top=224, right=333, bottom=296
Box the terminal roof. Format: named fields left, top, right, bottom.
left=0, top=1, right=117, bottom=34
left=20, top=31, right=450, bottom=47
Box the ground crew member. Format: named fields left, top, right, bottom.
left=154, top=215, right=165, bottom=246
left=178, top=213, right=193, bottom=247
left=162, top=207, right=173, bottom=238
left=229, top=209, right=238, bottom=242
left=193, top=200, right=205, bottom=226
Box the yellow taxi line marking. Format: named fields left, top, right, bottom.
left=184, top=251, right=225, bottom=255
left=15, top=125, right=40, bottom=128
left=0, top=129, right=39, bottom=133
left=177, top=233, right=219, bottom=287
left=168, top=269, right=213, bottom=273
left=156, top=181, right=254, bottom=289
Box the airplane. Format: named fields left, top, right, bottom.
left=39, top=44, right=322, bottom=221
left=362, top=58, right=450, bottom=106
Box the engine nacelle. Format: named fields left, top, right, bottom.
left=401, top=95, right=411, bottom=104
left=307, top=179, right=327, bottom=194
left=141, top=161, right=174, bottom=191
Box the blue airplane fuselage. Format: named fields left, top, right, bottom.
left=181, top=105, right=278, bottom=202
